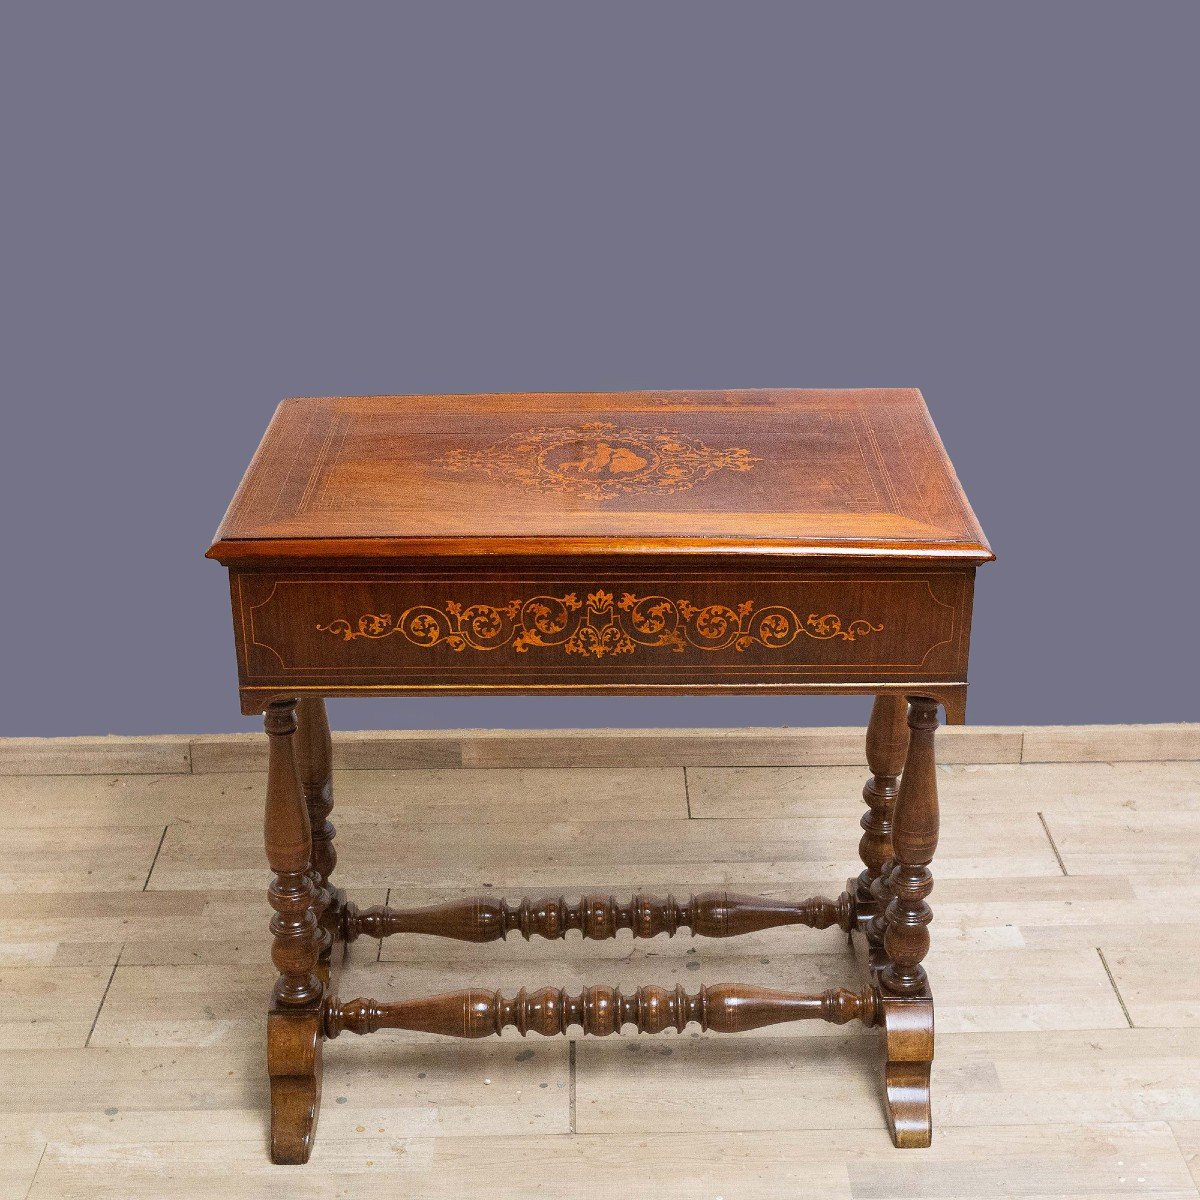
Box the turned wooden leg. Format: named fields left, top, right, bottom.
left=856, top=695, right=909, bottom=940
left=882, top=697, right=939, bottom=996
left=264, top=698, right=324, bottom=1165
left=878, top=695, right=939, bottom=1147
left=296, top=696, right=339, bottom=959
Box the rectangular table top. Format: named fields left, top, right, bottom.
left=207, top=390, right=991, bottom=563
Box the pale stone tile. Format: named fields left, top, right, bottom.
left=189, top=730, right=463, bottom=773
left=24, top=1124, right=1198, bottom=1200
left=4, top=766, right=688, bottom=830
left=327, top=766, right=689, bottom=824
left=0, top=965, right=117, bottom=1049
left=0, top=828, right=166, bottom=893
left=576, top=1028, right=1200, bottom=1133
left=1172, top=1120, right=1200, bottom=1190
left=925, top=943, right=1128, bottom=1033
left=151, top=810, right=1060, bottom=893
left=1100, top=939, right=1200, bottom=1028
left=0, top=889, right=208, bottom=968
left=844, top=1123, right=1196, bottom=1199
left=88, top=962, right=272, bottom=1048
left=687, top=764, right=868, bottom=818
left=462, top=725, right=1023, bottom=768
left=689, top=761, right=1200, bottom=819
left=3, top=773, right=263, bottom=829
left=1023, top=723, right=1200, bottom=763
left=0, top=736, right=190, bottom=776
left=0, top=1040, right=567, bottom=1147
left=113, top=888, right=387, bottom=968
left=0, top=1136, right=45, bottom=1200
left=939, top=1028, right=1200, bottom=1127
left=933, top=874, right=1200, bottom=955
left=1041, top=808, right=1200, bottom=876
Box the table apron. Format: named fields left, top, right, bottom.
left=228, top=566, right=975, bottom=714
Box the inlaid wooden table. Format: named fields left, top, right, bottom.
left=206, top=389, right=992, bottom=1163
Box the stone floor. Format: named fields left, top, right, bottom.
left=0, top=724, right=1197, bottom=1198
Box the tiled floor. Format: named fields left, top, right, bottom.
left=0, top=730, right=1198, bottom=1197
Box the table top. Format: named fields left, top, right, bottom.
left=207, top=390, right=991, bottom=563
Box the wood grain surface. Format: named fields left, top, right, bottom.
left=206, top=390, right=992, bottom=561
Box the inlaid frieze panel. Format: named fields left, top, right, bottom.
left=232, top=568, right=971, bottom=694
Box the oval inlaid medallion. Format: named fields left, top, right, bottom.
left=437, top=421, right=759, bottom=500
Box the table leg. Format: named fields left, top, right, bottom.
left=264, top=697, right=324, bottom=1164
left=855, top=695, right=909, bottom=940
left=296, top=697, right=339, bottom=959
left=878, top=695, right=939, bottom=1147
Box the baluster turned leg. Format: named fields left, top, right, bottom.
left=855, top=695, right=909, bottom=941
left=264, top=698, right=324, bottom=1164
left=882, top=698, right=939, bottom=996
left=296, top=697, right=339, bottom=960
left=876, top=695, right=939, bottom=1148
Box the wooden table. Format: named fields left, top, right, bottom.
left=207, top=389, right=992, bottom=1163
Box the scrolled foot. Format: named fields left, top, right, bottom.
left=884, top=1058, right=932, bottom=1148
left=267, top=1009, right=323, bottom=1164
left=877, top=992, right=933, bottom=1148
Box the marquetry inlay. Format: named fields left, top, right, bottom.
left=207, top=390, right=991, bottom=1161
left=316, top=590, right=883, bottom=658
left=436, top=421, right=759, bottom=500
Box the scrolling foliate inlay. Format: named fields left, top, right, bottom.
left=316, top=592, right=883, bottom=659
left=436, top=421, right=759, bottom=500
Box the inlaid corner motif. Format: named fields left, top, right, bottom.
left=316, top=592, right=883, bottom=658
left=435, top=422, right=759, bottom=500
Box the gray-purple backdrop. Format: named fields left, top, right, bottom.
left=2, top=4, right=1196, bottom=736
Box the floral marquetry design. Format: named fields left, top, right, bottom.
left=435, top=421, right=759, bottom=500
left=316, top=592, right=882, bottom=659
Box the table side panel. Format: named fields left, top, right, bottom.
left=226, top=563, right=976, bottom=714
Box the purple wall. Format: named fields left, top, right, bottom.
left=2, top=5, right=1196, bottom=735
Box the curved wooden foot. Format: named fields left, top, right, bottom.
left=878, top=992, right=933, bottom=1148
left=267, top=1009, right=323, bottom=1164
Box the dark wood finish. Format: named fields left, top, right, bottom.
left=324, top=983, right=879, bottom=1039
left=295, top=697, right=338, bottom=959
left=207, top=390, right=990, bottom=560
left=264, top=699, right=321, bottom=1008
left=877, top=990, right=935, bottom=1148
left=881, top=697, right=941, bottom=996
left=342, top=890, right=855, bottom=944
left=268, top=922, right=346, bottom=1165
left=263, top=698, right=326, bottom=1164
left=224, top=564, right=973, bottom=719
left=859, top=910, right=936, bottom=1148
left=856, top=694, right=909, bottom=922
left=208, top=391, right=988, bottom=722
left=208, top=390, right=990, bottom=1160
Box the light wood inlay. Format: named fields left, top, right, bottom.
left=207, top=390, right=992, bottom=558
